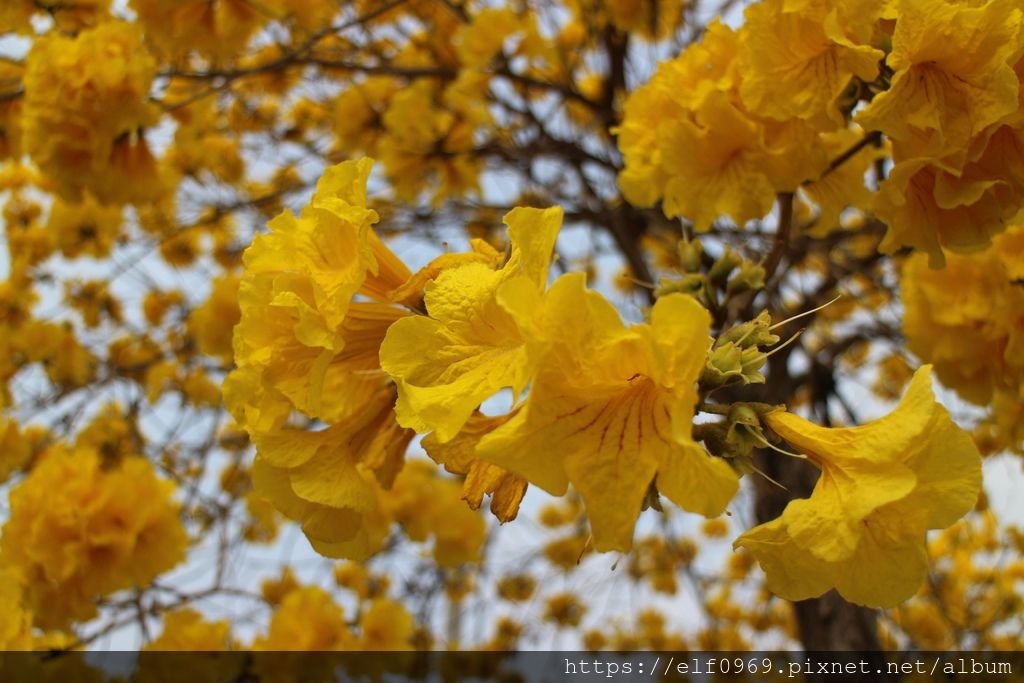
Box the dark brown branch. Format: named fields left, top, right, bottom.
left=814, top=130, right=884, bottom=182
left=762, top=191, right=794, bottom=283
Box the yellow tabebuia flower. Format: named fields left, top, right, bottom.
left=874, top=125, right=1024, bottom=264
left=376, top=79, right=486, bottom=203
left=0, top=570, right=33, bottom=650
left=252, top=586, right=354, bottom=651
left=226, top=158, right=417, bottom=559
left=144, top=609, right=234, bottom=651
left=188, top=275, right=241, bottom=363
left=130, top=0, right=270, bottom=64
left=1, top=446, right=187, bottom=629
left=382, top=459, right=488, bottom=566
left=380, top=206, right=562, bottom=443
left=801, top=125, right=885, bottom=235
left=359, top=598, right=414, bottom=650
left=616, top=21, right=741, bottom=212
left=47, top=195, right=124, bottom=260
left=563, top=0, right=686, bottom=42
left=658, top=91, right=778, bottom=230
left=857, top=0, right=1024, bottom=166
left=0, top=1, right=34, bottom=34
left=227, top=158, right=411, bottom=421
left=616, top=20, right=828, bottom=228
left=0, top=60, right=24, bottom=162
left=0, top=416, right=31, bottom=485
left=247, top=394, right=405, bottom=560
left=902, top=225, right=1024, bottom=405
left=604, top=0, right=686, bottom=40
left=736, top=366, right=982, bottom=607
left=454, top=7, right=522, bottom=68
left=476, top=274, right=738, bottom=552
left=22, top=21, right=161, bottom=204
left=738, top=0, right=883, bottom=128
left=228, top=157, right=507, bottom=559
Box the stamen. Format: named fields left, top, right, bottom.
left=747, top=427, right=807, bottom=460
left=769, top=293, right=842, bottom=331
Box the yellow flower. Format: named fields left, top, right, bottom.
left=380, top=206, right=562, bottom=443
left=333, top=562, right=370, bottom=598
left=454, top=8, right=522, bottom=68
left=137, top=609, right=237, bottom=683
left=226, top=159, right=419, bottom=560
left=902, top=225, right=1024, bottom=405
left=476, top=275, right=738, bottom=552
left=496, top=574, right=536, bottom=602
left=187, top=275, right=241, bottom=363
left=0, top=569, right=33, bottom=650
left=603, top=0, right=686, bottom=40
left=130, top=0, right=269, bottom=64
left=0, top=60, right=24, bottom=161
left=0, top=416, right=32, bottom=485
left=144, top=609, right=233, bottom=651
left=738, top=0, right=883, bottom=128
left=359, top=599, right=414, bottom=650
left=269, top=0, right=338, bottom=32
left=874, top=125, right=1024, bottom=264
left=801, top=125, right=885, bottom=235
left=26, top=321, right=97, bottom=388
left=182, top=369, right=221, bottom=408
left=616, top=21, right=827, bottom=227
left=242, top=490, right=280, bottom=543
left=252, top=586, right=354, bottom=650
left=544, top=593, right=586, bottom=628
left=2, top=0, right=109, bottom=33
left=374, top=77, right=486, bottom=203
left=142, top=290, right=184, bottom=326
left=857, top=0, right=1024, bottom=165
left=422, top=411, right=528, bottom=522
left=616, top=21, right=741, bottom=209
left=658, top=92, right=779, bottom=228
left=1, top=446, right=187, bottom=629
left=247, top=401, right=403, bottom=560
left=331, top=78, right=399, bottom=156
left=230, top=159, right=408, bottom=395
left=65, top=280, right=122, bottom=329
left=47, top=195, right=124, bottom=260
left=735, top=366, right=982, bottom=607
left=21, top=22, right=159, bottom=204
left=0, top=1, right=34, bottom=33
left=260, top=567, right=300, bottom=606
left=75, top=403, right=135, bottom=465
left=88, top=134, right=168, bottom=206
left=382, top=460, right=487, bottom=566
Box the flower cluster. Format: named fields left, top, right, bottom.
left=902, top=224, right=1024, bottom=453
left=865, top=0, right=1024, bottom=265
left=227, top=159, right=738, bottom=556
left=379, top=211, right=738, bottom=552
left=616, top=1, right=883, bottom=231
left=1, top=446, right=187, bottom=628
left=21, top=21, right=162, bottom=205
left=618, top=0, right=1024, bottom=262
left=251, top=578, right=413, bottom=651
left=224, top=159, right=503, bottom=562
left=224, top=158, right=418, bottom=559
left=230, top=156, right=988, bottom=604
